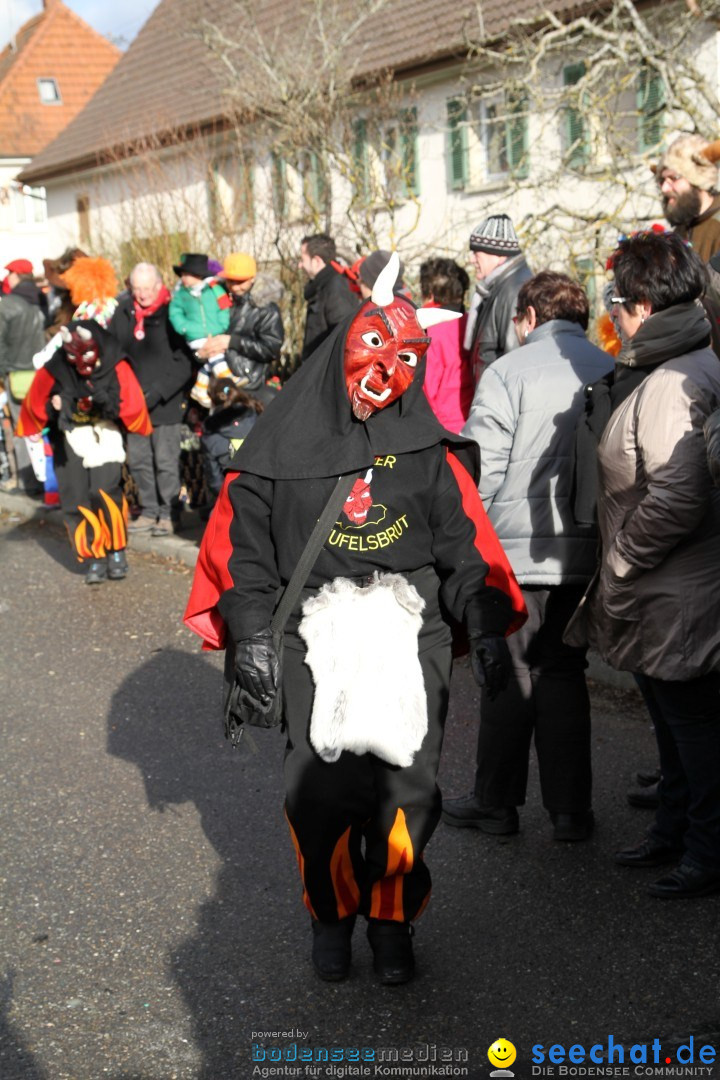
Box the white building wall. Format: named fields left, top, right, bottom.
left=38, top=9, right=720, bottom=282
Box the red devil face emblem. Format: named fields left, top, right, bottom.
left=62, top=326, right=101, bottom=377
left=343, top=469, right=374, bottom=524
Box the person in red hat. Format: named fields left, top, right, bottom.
left=0, top=259, right=46, bottom=493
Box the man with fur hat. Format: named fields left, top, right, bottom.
left=654, top=133, right=720, bottom=261
left=464, top=213, right=532, bottom=384
left=184, top=253, right=526, bottom=986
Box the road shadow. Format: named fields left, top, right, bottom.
left=0, top=970, right=48, bottom=1080
left=106, top=647, right=296, bottom=1079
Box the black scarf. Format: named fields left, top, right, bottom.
left=617, top=300, right=711, bottom=369
left=232, top=316, right=480, bottom=481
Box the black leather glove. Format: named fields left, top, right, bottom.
left=469, top=632, right=512, bottom=700
left=234, top=630, right=280, bottom=706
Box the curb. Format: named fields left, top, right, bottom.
left=0, top=489, right=200, bottom=569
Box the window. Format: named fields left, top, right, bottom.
left=352, top=117, right=369, bottom=200
left=207, top=155, right=254, bottom=235
left=270, top=153, right=287, bottom=219
left=480, top=92, right=529, bottom=180
left=37, top=78, right=61, bottom=104
left=447, top=98, right=469, bottom=191
left=11, top=184, right=47, bottom=226
left=297, top=151, right=329, bottom=218
left=77, top=195, right=91, bottom=247
left=563, top=63, right=589, bottom=168
left=637, top=65, right=665, bottom=151
left=349, top=109, right=419, bottom=206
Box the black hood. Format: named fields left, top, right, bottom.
left=233, top=312, right=479, bottom=481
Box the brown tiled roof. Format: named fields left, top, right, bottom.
left=0, top=0, right=120, bottom=158
left=19, top=0, right=591, bottom=183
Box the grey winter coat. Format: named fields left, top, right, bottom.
left=463, top=319, right=613, bottom=584
left=579, top=301, right=720, bottom=679
left=0, top=282, right=45, bottom=377
left=467, top=254, right=532, bottom=378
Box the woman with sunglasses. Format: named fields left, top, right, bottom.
left=571, top=229, right=720, bottom=898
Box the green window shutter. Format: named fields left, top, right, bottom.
left=352, top=117, right=369, bottom=199
left=564, top=62, right=589, bottom=167
left=400, top=107, right=419, bottom=196
left=271, top=152, right=286, bottom=218
left=637, top=65, right=665, bottom=151
left=447, top=98, right=469, bottom=190
left=507, top=95, right=529, bottom=179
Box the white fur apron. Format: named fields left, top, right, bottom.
left=298, top=572, right=427, bottom=767
left=65, top=420, right=126, bottom=469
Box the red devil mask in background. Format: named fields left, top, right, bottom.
left=344, top=251, right=461, bottom=422
left=60, top=324, right=101, bottom=377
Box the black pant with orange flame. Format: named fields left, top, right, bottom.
left=52, top=436, right=128, bottom=562
left=282, top=638, right=452, bottom=925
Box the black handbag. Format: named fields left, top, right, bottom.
left=223, top=470, right=360, bottom=747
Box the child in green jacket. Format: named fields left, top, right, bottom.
left=169, top=253, right=232, bottom=408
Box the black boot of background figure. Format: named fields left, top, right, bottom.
left=366, top=919, right=415, bottom=985
left=311, top=916, right=356, bottom=981
left=627, top=780, right=660, bottom=809
left=85, top=558, right=107, bottom=585
left=107, top=550, right=129, bottom=580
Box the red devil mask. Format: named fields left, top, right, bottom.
left=343, top=252, right=461, bottom=422
left=61, top=325, right=101, bottom=377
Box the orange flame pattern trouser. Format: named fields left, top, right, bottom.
left=52, top=436, right=128, bottom=561
left=281, top=641, right=452, bottom=924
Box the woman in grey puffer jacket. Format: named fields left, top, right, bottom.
left=573, top=230, right=720, bottom=899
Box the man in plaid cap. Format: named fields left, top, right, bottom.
left=464, top=214, right=532, bottom=385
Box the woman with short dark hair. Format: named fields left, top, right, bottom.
left=419, top=257, right=474, bottom=432
left=571, top=229, right=720, bottom=898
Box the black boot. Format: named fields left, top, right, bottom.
left=366, top=919, right=415, bottom=985
left=85, top=558, right=107, bottom=585
left=107, top=549, right=129, bottom=580
left=311, top=916, right=355, bottom=981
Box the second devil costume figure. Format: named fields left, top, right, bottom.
left=18, top=321, right=152, bottom=583
left=185, top=255, right=525, bottom=984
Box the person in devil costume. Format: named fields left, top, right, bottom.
left=17, top=321, right=152, bottom=584
left=184, top=254, right=526, bottom=984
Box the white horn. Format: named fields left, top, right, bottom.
left=416, top=307, right=463, bottom=330
left=60, top=325, right=72, bottom=342
left=77, top=326, right=93, bottom=340
left=371, top=251, right=400, bottom=307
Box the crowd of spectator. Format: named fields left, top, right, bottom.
left=2, top=128, right=720, bottom=921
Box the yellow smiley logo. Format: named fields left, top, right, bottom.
left=488, top=1039, right=517, bottom=1069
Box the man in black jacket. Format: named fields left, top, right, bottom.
left=196, top=252, right=284, bottom=407
left=298, top=234, right=358, bottom=361
left=110, top=263, right=193, bottom=536
left=0, top=259, right=46, bottom=494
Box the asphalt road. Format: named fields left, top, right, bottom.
left=1, top=512, right=719, bottom=1080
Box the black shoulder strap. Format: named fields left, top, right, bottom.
left=270, top=471, right=359, bottom=634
